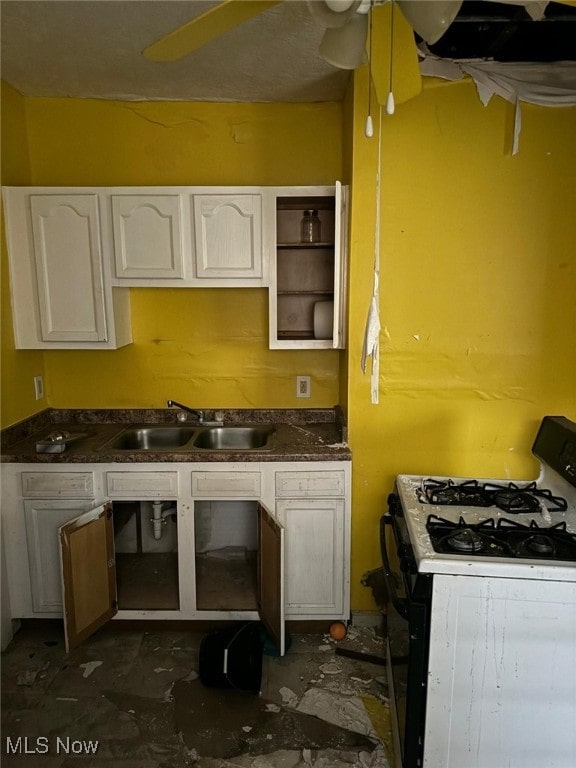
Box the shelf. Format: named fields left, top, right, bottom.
left=278, top=330, right=315, bottom=340
left=271, top=188, right=341, bottom=349
left=277, top=242, right=334, bottom=249
left=277, top=290, right=334, bottom=296
left=277, top=197, right=335, bottom=212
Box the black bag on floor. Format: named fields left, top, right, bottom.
left=199, top=623, right=263, bottom=694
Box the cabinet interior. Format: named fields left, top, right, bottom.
left=113, top=500, right=179, bottom=610
left=194, top=500, right=258, bottom=611
left=275, top=196, right=336, bottom=341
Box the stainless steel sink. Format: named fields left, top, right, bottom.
left=104, top=426, right=196, bottom=451
left=100, top=424, right=275, bottom=451
left=193, top=426, right=274, bottom=450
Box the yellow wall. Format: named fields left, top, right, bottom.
left=0, top=82, right=46, bottom=427
left=15, top=98, right=344, bottom=411
left=2, top=80, right=575, bottom=614
left=347, top=71, right=576, bottom=609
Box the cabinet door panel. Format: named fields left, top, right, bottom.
left=22, top=472, right=94, bottom=498
left=275, top=471, right=345, bottom=498
left=191, top=471, right=261, bottom=497
left=276, top=498, right=344, bottom=614
left=106, top=471, right=179, bottom=497
left=332, top=181, right=347, bottom=349
left=60, top=502, right=117, bottom=652
left=112, top=194, right=185, bottom=279
left=30, top=194, right=107, bottom=341
left=24, top=499, right=95, bottom=612
left=258, top=503, right=285, bottom=655
left=193, top=194, right=262, bottom=280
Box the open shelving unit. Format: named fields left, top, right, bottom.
left=270, top=191, right=344, bottom=349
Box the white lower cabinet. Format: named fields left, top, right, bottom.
left=24, top=499, right=97, bottom=613
left=276, top=498, right=345, bottom=616
left=274, top=467, right=349, bottom=619
left=1, top=460, right=350, bottom=653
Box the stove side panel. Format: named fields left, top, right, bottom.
left=424, top=574, right=576, bottom=768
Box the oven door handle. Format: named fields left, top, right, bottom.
left=380, top=515, right=410, bottom=621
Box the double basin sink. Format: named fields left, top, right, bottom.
left=100, top=425, right=275, bottom=452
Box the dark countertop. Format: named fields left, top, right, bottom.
left=0, top=407, right=351, bottom=463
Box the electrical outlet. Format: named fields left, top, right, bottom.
left=296, top=375, right=311, bottom=398
left=33, top=375, right=44, bottom=400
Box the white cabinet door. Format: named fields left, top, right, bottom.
left=30, top=194, right=108, bottom=342
left=24, top=498, right=96, bottom=612
left=111, top=193, right=185, bottom=280
left=192, top=194, right=264, bottom=283
left=276, top=497, right=345, bottom=615
left=268, top=183, right=348, bottom=350
left=2, top=188, right=132, bottom=349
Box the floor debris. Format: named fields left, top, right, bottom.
left=279, top=686, right=299, bottom=707
left=296, top=688, right=378, bottom=739
left=2, top=622, right=392, bottom=768
left=79, top=659, right=103, bottom=678
left=318, top=661, right=342, bottom=675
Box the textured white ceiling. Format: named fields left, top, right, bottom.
left=1, top=0, right=352, bottom=102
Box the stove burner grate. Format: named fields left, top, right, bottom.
left=426, top=514, right=576, bottom=561
left=419, top=479, right=568, bottom=514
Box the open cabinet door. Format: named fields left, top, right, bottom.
left=257, top=503, right=285, bottom=656
left=332, top=180, right=348, bottom=350
left=59, top=502, right=117, bottom=652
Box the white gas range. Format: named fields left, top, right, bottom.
left=382, top=416, right=576, bottom=768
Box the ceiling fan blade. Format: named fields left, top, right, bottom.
left=396, top=1, right=463, bottom=45
left=143, top=0, right=281, bottom=62
left=370, top=3, right=422, bottom=107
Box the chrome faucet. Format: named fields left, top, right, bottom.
left=166, top=400, right=223, bottom=426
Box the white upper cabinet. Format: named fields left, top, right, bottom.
left=30, top=194, right=107, bottom=342
left=268, top=183, right=348, bottom=350
left=111, top=193, right=186, bottom=280
left=192, top=193, right=264, bottom=284
left=108, top=188, right=265, bottom=287
left=3, top=188, right=132, bottom=350
left=2, top=184, right=347, bottom=350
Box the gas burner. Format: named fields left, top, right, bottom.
left=446, top=528, right=487, bottom=553
left=525, top=534, right=555, bottom=557
left=492, top=489, right=541, bottom=514
left=420, top=479, right=493, bottom=507
left=419, top=478, right=568, bottom=514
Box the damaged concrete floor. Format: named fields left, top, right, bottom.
left=1, top=621, right=393, bottom=767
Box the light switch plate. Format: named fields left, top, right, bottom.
left=34, top=375, right=44, bottom=400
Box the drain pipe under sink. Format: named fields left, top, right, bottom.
left=151, top=501, right=176, bottom=540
